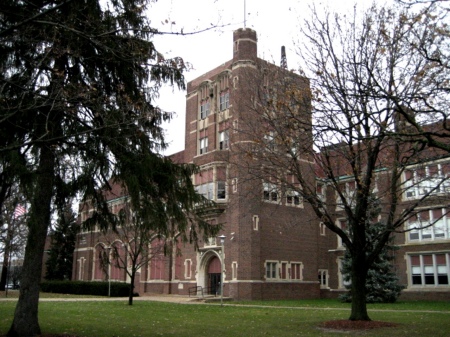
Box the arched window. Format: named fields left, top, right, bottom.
left=94, top=244, right=107, bottom=280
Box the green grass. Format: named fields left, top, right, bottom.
left=0, top=299, right=449, bottom=337
left=232, top=298, right=450, bottom=311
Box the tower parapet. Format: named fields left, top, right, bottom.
left=233, top=28, right=257, bottom=64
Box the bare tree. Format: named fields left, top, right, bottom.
left=96, top=200, right=181, bottom=306
left=388, top=1, right=450, bottom=151
left=231, top=4, right=450, bottom=321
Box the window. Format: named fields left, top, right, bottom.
left=232, top=119, right=239, bottom=133
left=217, top=181, right=226, bottom=200
left=266, top=261, right=277, bottom=279
left=196, top=182, right=214, bottom=200
left=199, top=137, right=208, bottom=154
left=232, top=178, right=238, bottom=193
left=338, top=258, right=351, bottom=288
left=410, top=254, right=449, bottom=286
left=291, top=262, right=303, bottom=280
left=79, top=235, right=87, bottom=245
left=318, top=269, right=328, bottom=288
left=195, top=167, right=227, bottom=202
left=110, top=242, right=125, bottom=281
left=232, top=262, right=238, bottom=280
left=184, top=259, right=192, bottom=279
left=252, top=215, right=259, bottom=231
left=281, top=262, right=288, bottom=279
left=407, top=208, right=450, bottom=242
left=219, top=91, right=229, bottom=111
left=200, top=99, right=210, bottom=119
left=319, top=222, right=326, bottom=236
left=204, top=237, right=217, bottom=247
left=286, top=189, right=302, bottom=206
left=263, top=182, right=279, bottom=202
left=404, top=162, right=450, bottom=199
left=149, top=240, right=166, bottom=280
left=336, top=219, right=347, bottom=248
left=317, top=183, right=326, bottom=205
left=336, top=181, right=356, bottom=210
left=264, top=131, right=275, bottom=151
left=77, top=257, right=85, bottom=280
left=219, top=130, right=229, bottom=150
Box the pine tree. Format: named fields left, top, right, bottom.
left=45, top=204, right=78, bottom=281
left=339, top=197, right=404, bottom=303
left=1, top=1, right=214, bottom=335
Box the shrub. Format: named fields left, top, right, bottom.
left=40, top=280, right=132, bottom=297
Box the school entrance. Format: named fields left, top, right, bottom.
left=207, top=256, right=221, bottom=295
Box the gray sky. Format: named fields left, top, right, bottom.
left=151, top=0, right=384, bottom=155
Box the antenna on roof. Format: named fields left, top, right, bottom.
left=281, top=46, right=287, bottom=69
left=244, top=0, right=246, bottom=28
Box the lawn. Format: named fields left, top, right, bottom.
left=0, top=297, right=449, bottom=337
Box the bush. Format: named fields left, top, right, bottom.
left=40, top=280, right=132, bottom=297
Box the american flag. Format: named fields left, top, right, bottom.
left=13, top=204, right=26, bottom=219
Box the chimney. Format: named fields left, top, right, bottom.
left=281, top=46, right=287, bottom=69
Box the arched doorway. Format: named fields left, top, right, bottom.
left=207, top=256, right=221, bottom=295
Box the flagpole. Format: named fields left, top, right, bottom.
left=244, top=0, right=246, bottom=28
left=4, top=218, right=14, bottom=298
left=5, top=245, right=12, bottom=297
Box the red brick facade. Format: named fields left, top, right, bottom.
left=72, top=28, right=450, bottom=301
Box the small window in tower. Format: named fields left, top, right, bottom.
left=233, top=119, right=239, bottom=133
left=252, top=215, right=259, bottom=231
left=219, top=130, right=230, bottom=150
left=220, top=91, right=230, bottom=111
left=319, top=222, right=326, bottom=236
left=200, top=99, right=210, bottom=120
left=199, top=137, right=208, bottom=155
left=232, top=178, right=238, bottom=193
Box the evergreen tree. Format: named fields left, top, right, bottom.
left=0, top=1, right=214, bottom=335
left=339, top=197, right=404, bottom=303
left=45, top=204, right=78, bottom=281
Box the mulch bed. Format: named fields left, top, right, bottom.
left=318, top=319, right=399, bottom=332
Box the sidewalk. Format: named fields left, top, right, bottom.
left=0, top=291, right=208, bottom=304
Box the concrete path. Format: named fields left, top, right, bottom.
left=0, top=293, right=210, bottom=304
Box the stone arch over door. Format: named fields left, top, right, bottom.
left=197, top=250, right=221, bottom=293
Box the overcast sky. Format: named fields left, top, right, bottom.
left=150, top=0, right=386, bottom=155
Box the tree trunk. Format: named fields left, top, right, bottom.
left=128, top=272, right=135, bottom=306
left=8, top=145, right=55, bottom=337
left=349, top=252, right=371, bottom=321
